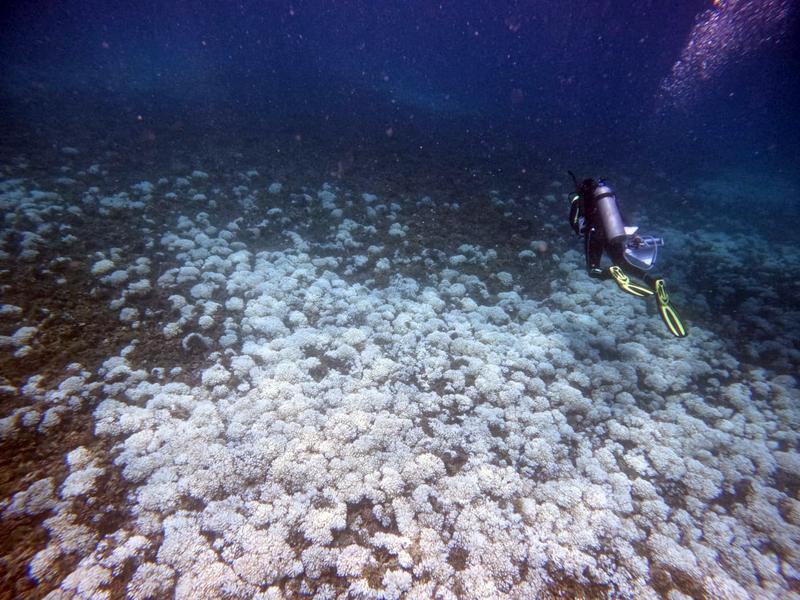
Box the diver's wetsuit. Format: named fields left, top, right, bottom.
left=569, top=178, right=656, bottom=286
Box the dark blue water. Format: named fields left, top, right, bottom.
left=2, top=1, right=798, bottom=172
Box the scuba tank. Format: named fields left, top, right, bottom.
left=592, top=182, right=627, bottom=244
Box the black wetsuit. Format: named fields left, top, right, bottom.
left=569, top=178, right=656, bottom=286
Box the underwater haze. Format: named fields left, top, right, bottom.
left=1, top=1, right=799, bottom=598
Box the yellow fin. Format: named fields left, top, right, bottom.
left=609, top=266, right=653, bottom=297
left=655, top=280, right=688, bottom=337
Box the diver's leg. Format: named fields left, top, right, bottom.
left=585, top=228, right=607, bottom=279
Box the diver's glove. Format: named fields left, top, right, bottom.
left=609, top=266, right=654, bottom=298
left=654, top=279, right=688, bottom=337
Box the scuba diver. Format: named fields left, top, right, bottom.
left=568, top=172, right=687, bottom=337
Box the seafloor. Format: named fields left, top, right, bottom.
left=1, top=124, right=799, bottom=600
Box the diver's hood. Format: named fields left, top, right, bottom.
left=623, top=230, right=664, bottom=271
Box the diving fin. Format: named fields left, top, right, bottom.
left=654, top=279, right=688, bottom=337
left=609, top=266, right=654, bottom=298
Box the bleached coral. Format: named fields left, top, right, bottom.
left=3, top=478, right=57, bottom=517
